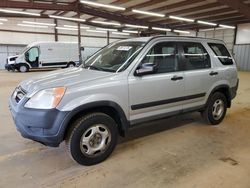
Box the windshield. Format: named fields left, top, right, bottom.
left=84, top=41, right=145, bottom=72
left=20, top=45, right=32, bottom=55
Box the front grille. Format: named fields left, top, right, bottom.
left=10, top=57, right=17, bottom=61
left=13, top=86, right=27, bottom=103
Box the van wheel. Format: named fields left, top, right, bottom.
left=65, top=112, right=118, bottom=166
left=67, top=62, right=76, bottom=68
left=201, top=92, right=227, bottom=125
left=18, top=64, right=29, bottom=73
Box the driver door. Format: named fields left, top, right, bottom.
left=128, top=41, right=185, bottom=124
left=25, top=47, right=39, bottom=68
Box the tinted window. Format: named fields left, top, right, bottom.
left=208, top=43, right=233, bottom=65
left=141, top=42, right=179, bottom=74
left=182, top=42, right=211, bottom=70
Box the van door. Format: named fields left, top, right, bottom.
left=25, top=46, right=39, bottom=68
left=180, top=42, right=219, bottom=111
left=128, top=41, right=185, bottom=124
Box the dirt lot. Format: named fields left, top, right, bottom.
left=0, top=70, right=250, bottom=188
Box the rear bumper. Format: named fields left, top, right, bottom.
left=9, top=96, right=69, bottom=147
left=230, top=79, right=239, bottom=100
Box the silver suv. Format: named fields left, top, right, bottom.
left=9, top=36, right=238, bottom=165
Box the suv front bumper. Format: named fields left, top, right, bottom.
left=9, top=96, right=69, bottom=147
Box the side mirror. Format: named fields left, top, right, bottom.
left=135, top=63, right=157, bottom=76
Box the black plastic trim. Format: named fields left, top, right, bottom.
left=59, top=101, right=129, bottom=139
left=42, top=62, right=68, bottom=66
left=131, top=93, right=206, bottom=110
left=130, top=105, right=205, bottom=126
left=230, top=79, right=239, bottom=100
left=205, top=84, right=238, bottom=108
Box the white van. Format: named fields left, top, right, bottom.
left=5, top=42, right=82, bottom=72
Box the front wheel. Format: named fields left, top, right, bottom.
left=65, top=113, right=118, bottom=166
left=201, top=92, right=227, bottom=125
left=18, top=64, right=29, bottom=73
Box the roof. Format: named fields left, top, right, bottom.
left=120, top=35, right=224, bottom=43
left=121, top=37, right=153, bottom=42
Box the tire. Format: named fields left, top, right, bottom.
left=65, top=112, right=118, bottom=166
left=18, top=64, right=29, bottom=73
left=201, top=92, right=227, bottom=125
left=67, top=62, right=76, bottom=68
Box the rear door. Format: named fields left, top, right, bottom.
left=208, top=42, right=238, bottom=87
left=128, top=41, right=185, bottom=124
left=180, top=42, right=220, bottom=110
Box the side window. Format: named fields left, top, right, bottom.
left=141, top=42, right=179, bottom=74
left=26, top=47, right=39, bottom=62
left=208, top=43, right=233, bottom=65
left=182, top=42, right=211, bottom=70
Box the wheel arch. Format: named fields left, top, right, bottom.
left=18, top=62, right=31, bottom=68
left=67, top=61, right=76, bottom=66
left=207, top=85, right=232, bottom=108
left=61, top=101, right=129, bottom=141
left=17, top=63, right=30, bottom=72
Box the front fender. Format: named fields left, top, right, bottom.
left=57, top=100, right=130, bottom=142
left=59, top=93, right=129, bottom=119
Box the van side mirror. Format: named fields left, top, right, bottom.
left=135, top=63, right=157, bottom=76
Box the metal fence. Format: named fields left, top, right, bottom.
left=234, top=44, right=250, bottom=71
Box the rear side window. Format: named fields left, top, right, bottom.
left=208, top=43, right=233, bottom=65
left=182, top=42, right=211, bottom=70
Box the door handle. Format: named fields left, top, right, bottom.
left=171, top=75, right=183, bottom=81
left=209, top=71, right=218, bottom=76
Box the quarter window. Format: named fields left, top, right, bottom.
left=182, top=42, right=211, bottom=70
left=208, top=43, right=233, bottom=65
left=141, top=42, right=179, bottom=74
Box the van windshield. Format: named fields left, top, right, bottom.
left=20, top=45, right=32, bottom=55
left=84, top=41, right=145, bottom=72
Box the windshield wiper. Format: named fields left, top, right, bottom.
left=84, top=65, right=103, bottom=71
left=84, top=65, right=115, bottom=72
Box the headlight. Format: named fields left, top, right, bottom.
left=24, top=87, right=66, bottom=109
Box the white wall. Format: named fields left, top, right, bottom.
left=236, top=23, right=250, bottom=45
left=0, top=18, right=129, bottom=46
left=0, top=45, right=25, bottom=69
left=0, top=18, right=132, bottom=69
left=197, top=29, right=235, bottom=52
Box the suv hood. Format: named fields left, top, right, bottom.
left=20, top=67, right=114, bottom=94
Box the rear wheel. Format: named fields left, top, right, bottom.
left=67, top=62, right=76, bottom=68
left=201, top=92, right=227, bottom=125
left=18, top=64, right=29, bottom=73
left=65, top=112, right=118, bottom=166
